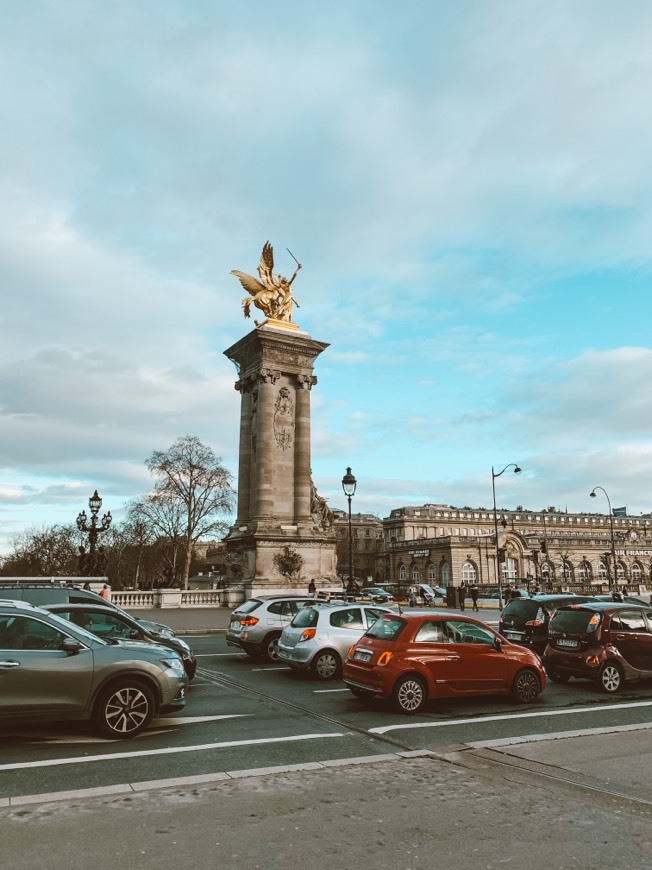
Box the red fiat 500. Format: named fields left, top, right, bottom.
left=343, top=611, right=546, bottom=714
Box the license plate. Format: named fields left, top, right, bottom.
left=354, top=649, right=372, bottom=662
left=557, top=639, right=578, bottom=648
left=504, top=632, right=523, bottom=641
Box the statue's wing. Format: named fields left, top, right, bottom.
left=258, top=241, right=275, bottom=286
left=231, top=270, right=265, bottom=295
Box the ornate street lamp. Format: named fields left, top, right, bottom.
left=590, top=486, right=618, bottom=590
left=76, top=489, right=112, bottom=576
left=492, top=464, right=521, bottom=609
left=341, top=467, right=357, bottom=595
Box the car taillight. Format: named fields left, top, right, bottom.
left=377, top=651, right=393, bottom=666
left=299, top=628, right=316, bottom=642
left=347, top=644, right=356, bottom=658
left=240, top=616, right=259, bottom=627
left=526, top=619, right=544, bottom=627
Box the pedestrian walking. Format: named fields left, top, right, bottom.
left=470, top=583, right=479, bottom=611
left=459, top=582, right=467, bottom=611
left=99, top=583, right=111, bottom=601
left=308, top=578, right=316, bottom=596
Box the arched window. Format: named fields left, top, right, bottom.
left=411, top=563, right=420, bottom=583
left=578, top=562, right=592, bottom=582
left=461, top=561, right=477, bottom=584
left=427, top=563, right=437, bottom=583
left=616, top=562, right=625, bottom=582
left=631, top=562, right=642, bottom=584
left=398, top=564, right=406, bottom=583
left=441, top=563, right=450, bottom=586
left=541, top=562, right=553, bottom=583
left=561, top=560, right=573, bottom=582
left=504, top=557, right=517, bottom=582
left=597, top=561, right=608, bottom=583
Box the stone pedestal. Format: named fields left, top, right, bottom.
left=223, top=322, right=337, bottom=594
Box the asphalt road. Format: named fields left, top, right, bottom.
left=2, top=606, right=651, bottom=868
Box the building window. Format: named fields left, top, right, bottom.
left=461, top=562, right=477, bottom=584
left=632, top=562, right=642, bottom=584
left=562, top=560, right=573, bottom=582
left=399, top=564, right=406, bottom=583
left=578, top=562, right=592, bottom=582
left=616, top=562, right=625, bottom=582
left=441, top=563, right=450, bottom=586
left=597, top=562, right=608, bottom=583
left=411, top=564, right=420, bottom=583
left=427, top=563, right=436, bottom=583
left=503, top=558, right=517, bottom=582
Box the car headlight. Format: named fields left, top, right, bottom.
left=161, top=657, right=184, bottom=673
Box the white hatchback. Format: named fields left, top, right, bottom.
left=277, top=603, right=393, bottom=680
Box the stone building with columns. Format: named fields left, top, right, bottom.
left=381, top=503, right=652, bottom=593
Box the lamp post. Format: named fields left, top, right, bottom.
left=341, top=467, right=357, bottom=594
left=76, top=490, right=112, bottom=576
left=590, top=486, right=618, bottom=590
left=492, top=463, right=521, bottom=609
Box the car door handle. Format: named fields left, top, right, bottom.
left=615, top=634, right=625, bottom=640
left=445, top=655, right=460, bottom=661
left=0, top=660, right=20, bottom=669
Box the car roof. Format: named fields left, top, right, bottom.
left=45, top=602, right=130, bottom=615
left=381, top=611, right=483, bottom=623
left=0, top=599, right=49, bottom=614
left=554, top=601, right=648, bottom=613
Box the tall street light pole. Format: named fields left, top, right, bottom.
left=341, top=467, right=357, bottom=595
left=76, top=489, right=112, bottom=576
left=492, top=463, right=521, bottom=609
left=590, top=486, right=618, bottom=591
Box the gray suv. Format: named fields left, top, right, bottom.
left=0, top=600, right=187, bottom=738
left=226, top=595, right=317, bottom=661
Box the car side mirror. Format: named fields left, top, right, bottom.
left=494, top=637, right=504, bottom=652
left=62, top=637, right=83, bottom=656
left=129, top=629, right=140, bottom=639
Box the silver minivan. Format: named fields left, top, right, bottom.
left=278, top=603, right=393, bottom=680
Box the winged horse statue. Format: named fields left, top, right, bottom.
left=231, top=242, right=301, bottom=325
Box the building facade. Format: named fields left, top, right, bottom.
left=381, top=503, right=652, bottom=593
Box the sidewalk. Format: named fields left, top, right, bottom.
left=137, top=602, right=501, bottom=634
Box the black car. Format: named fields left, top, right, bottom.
left=499, top=594, right=594, bottom=654
left=45, top=603, right=197, bottom=679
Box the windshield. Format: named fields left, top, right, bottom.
left=42, top=609, right=107, bottom=645
left=550, top=609, right=602, bottom=635
left=502, top=600, right=539, bottom=621
left=365, top=615, right=406, bottom=641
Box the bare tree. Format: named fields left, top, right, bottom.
left=144, top=435, right=235, bottom=588
left=0, top=524, right=79, bottom=576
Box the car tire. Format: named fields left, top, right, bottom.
left=92, top=680, right=156, bottom=739
left=547, top=668, right=570, bottom=684
left=511, top=668, right=541, bottom=703
left=311, top=650, right=341, bottom=680
left=597, top=661, right=623, bottom=694
left=262, top=633, right=281, bottom=662
left=392, top=675, right=427, bottom=715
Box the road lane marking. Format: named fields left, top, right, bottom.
left=370, top=699, right=652, bottom=734
left=153, top=714, right=248, bottom=726
left=314, top=688, right=350, bottom=693
left=0, top=732, right=345, bottom=771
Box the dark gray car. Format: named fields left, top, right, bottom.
left=0, top=600, right=187, bottom=738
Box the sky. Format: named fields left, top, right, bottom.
left=2, top=1, right=652, bottom=554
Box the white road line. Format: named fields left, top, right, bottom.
left=153, top=714, right=248, bottom=726
left=0, top=732, right=345, bottom=772
left=370, top=699, right=652, bottom=734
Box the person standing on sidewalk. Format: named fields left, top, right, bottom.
left=459, top=582, right=467, bottom=611
left=470, top=583, right=479, bottom=611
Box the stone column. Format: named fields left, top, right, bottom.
left=294, top=374, right=316, bottom=523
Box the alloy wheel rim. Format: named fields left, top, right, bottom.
left=104, top=687, right=149, bottom=735
left=516, top=672, right=538, bottom=702
left=398, top=680, right=423, bottom=711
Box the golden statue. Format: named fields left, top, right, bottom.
left=231, top=241, right=301, bottom=326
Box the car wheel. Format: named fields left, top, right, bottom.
left=262, top=633, right=281, bottom=662
left=598, top=661, right=623, bottom=694
left=392, top=675, right=427, bottom=715
left=547, top=668, right=570, bottom=684
left=93, top=680, right=155, bottom=739
left=312, top=650, right=341, bottom=680
left=511, top=668, right=541, bottom=703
